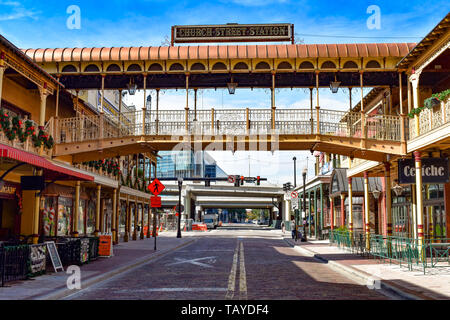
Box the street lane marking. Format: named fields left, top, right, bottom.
left=225, top=242, right=240, bottom=299
left=239, top=241, right=247, bottom=300
left=116, top=287, right=227, bottom=293
left=167, top=256, right=217, bottom=268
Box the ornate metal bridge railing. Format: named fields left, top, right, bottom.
left=53, top=108, right=402, bottom=144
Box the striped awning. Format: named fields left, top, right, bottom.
left=0, top=144, right=93, bottom=181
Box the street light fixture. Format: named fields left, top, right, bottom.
left=227, top=76, right=237, bottom=94
left=330, top=74, right=341, bottom=94
left=293, top=156, right=297, bottom=188
left=127, top=77, right=137, bottom=95
left=302, top=167, right=307, bottom=242
left=177, top=177, right=183, bottom=238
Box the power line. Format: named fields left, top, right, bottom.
left=295, top=33, right=422, bottom=39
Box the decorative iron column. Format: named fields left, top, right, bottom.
left=0, top=56, right=5, bottom=102
left=348, top=177, right=353, bottom=235
left=340, top=193, right=345, bottom=228
left=363, top=171, right=370, bottom=251
left=124, top=195, right=129, bottom=242
left=185, top=73, right=189, bottom=131
left=329, top=196, right=334, bottom=231
left=414, top=151, right=425, bottom=261
left=112, top=188, right=117, bottom=242
left=384, top=162, right=392, bottom=237
left=95, top=185, right=101, bottom=237
left=271, top=71, right=276, bottom=130
left=72, top=181, right=80, bottom=237
left=133, top=198, right=138, bottom=240
left=315, top=72, right=320, bottom=134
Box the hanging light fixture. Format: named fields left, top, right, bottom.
left=372, top=188, right=381, bottom=200
left=392, top=180, right=404, bottom=196
left=127, top=77, right=137, bottom=95
left=330, top=73, right=341, bottom=94
left=227, top=75, right=237, bottom=94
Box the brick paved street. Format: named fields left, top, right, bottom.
left=67, top=225, right=388, bottom=300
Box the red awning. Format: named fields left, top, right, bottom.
left=0, top=144, right=93, bottom=181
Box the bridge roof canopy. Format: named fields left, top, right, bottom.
left=24, top=43, right=416, bottom=63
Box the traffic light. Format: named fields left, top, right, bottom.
left=256, top=176, right=260, bottom=185
left=205, top=180, right=210, bottom=187
left=234, top=175, right=240, bottom=187
left=240, top=176, right=244, bottom=186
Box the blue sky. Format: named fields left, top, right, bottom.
left=1, top=1, right=449, bottom=184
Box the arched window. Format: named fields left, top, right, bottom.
left=212, top=62, right=227, bottom=70
left=255, top=61, right=271, bottom=70
left=366, top=60, right=381, bottom=68
left=234, top=62, right=248, bottom=70
left=169, top=63, right=184, bottom=71
left=127, top=64, right=142, bottom=72
left=84, top=64, right=100, bottom=72
left=191, top=63, right=206, bottom=71
left=277, top=61, right=292, bottom=70
left=343, top=61, right=358, bottom=69
left=299, top=61, right=314, bottom=69
left=61, top=65, right=77, bottom=72
left=321, top=61, right=336, bottom=69
left=148, top=63, right=163, bottom=71
left=106, top=64, right=121, bottom=72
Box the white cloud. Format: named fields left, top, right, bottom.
left=0, top=1, right=39, bottom=21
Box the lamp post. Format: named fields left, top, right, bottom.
left=293, top=156, right=297, bottom=188
left=177, top=177, right=183, bottom=238
left=302, top=167, right=307, bottom=242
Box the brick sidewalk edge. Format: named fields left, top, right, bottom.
left=283, top=238, right=435, bottom=300
left=33, top=238, right=198, bottom=300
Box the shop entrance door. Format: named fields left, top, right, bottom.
left=424, top=202, right=446, bottom=240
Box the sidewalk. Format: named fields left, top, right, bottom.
left=0, top=235, right=197, bottom=300
left=283, top=236, right=450, bottom=300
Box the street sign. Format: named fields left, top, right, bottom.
left=227, top=175, right=236, bottom=183
left=148, top=178, right=165, bottom=196
left=291, top=191, right=298, bottom=198
left=174, top=204, right=185, bottom=213
left=151, top=196, right=162, bottom=208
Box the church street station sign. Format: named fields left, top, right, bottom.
left=171, top=23, right=294, bottom=44
left=398, top=158, right=449, bottom=184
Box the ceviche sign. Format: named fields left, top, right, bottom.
left=398, top=158, right=449, bottom=184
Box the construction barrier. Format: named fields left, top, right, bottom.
left=192, top=223, right=208, bottom=231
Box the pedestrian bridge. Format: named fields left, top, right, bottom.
left=49, top=107, right=406, bottom=162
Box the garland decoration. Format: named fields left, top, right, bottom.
left=0, top=110, right=54, bottom=149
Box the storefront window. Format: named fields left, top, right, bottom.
left=119, top=202, right=126, bottom=235
left=392, top=186, right=412, bottom=238
left=424, top=184, right=446, bottom=240
left=57, top=197, right=73, bottom=236
left=86, top=200, right=96, bottom=234
left=78, top=199, right=86, bottom=235
left=42, top=197, right=57, bottom=236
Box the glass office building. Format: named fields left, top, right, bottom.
left=156, top=151, right=227, bottom=178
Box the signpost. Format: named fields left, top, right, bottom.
left=291, top=191, right=298, bottom=198
left=45, top=241, right=64, bottom=272
left=149, top=179, right=166, bottom=251
left=148, top=178, right=165, bottom=196
left=227, top=175, right=236, bottom=184
left=172, top=23, right=294, bottom=44
left=398, top=158, right=449, bottom=184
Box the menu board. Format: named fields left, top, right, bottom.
left=98, top=234, right=113, bottom=257
left=29, top=244, right=47, bottom=275
left=45, top=241, right=64, bottom=272
left=80, top=238, right=90, bottom=263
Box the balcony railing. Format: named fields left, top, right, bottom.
left=53, top=108, right=402, bottom=144
left=409, top=98, right=449, bottom=140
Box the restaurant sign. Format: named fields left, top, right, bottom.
left=172, top=23, right=293, bottom=44
left=398, top=158, right=449, bottom=184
